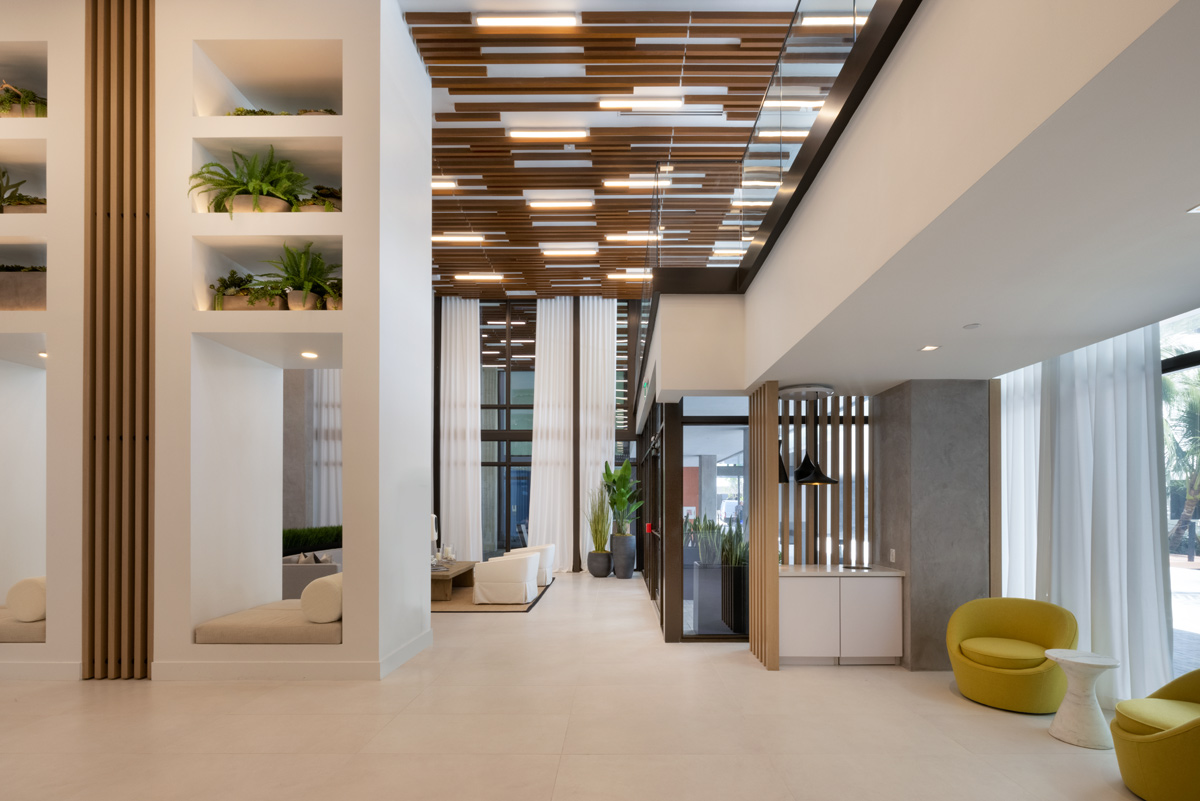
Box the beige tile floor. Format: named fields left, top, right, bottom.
left=0, top=572, right=1136, bottom=800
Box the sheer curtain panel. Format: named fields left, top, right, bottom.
left=528, top=298, right=575, bottom=572
left=1000, top=363, right=1040, bottom=599
left=439, top=298, right=483, bottom=562
left=578, top=298, right=617, bottom=553
left=312, top=369, right=343, bottom=527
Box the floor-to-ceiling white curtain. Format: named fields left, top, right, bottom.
left=1000, top=325, right=1173, bottom=706
left=578, top=298, right=617, bottom=556
left=312, top=368, right=343, bottom=527
left=440, top=297, right=483, bottom=562
left=1001, top=363, right=1040, bottom=599
left=528, top=297, right=574, bottom=571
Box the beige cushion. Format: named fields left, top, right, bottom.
left=960, top=636, right=1047, bottom=670
left=301, top=572, right=342, bottom=623
left=0, top=606, right=46, bottom=642
left=6, top=576, right=46, bottom=622
left=1115, top=698, right=1200, bottom=736
left=194, top=600, right=341, bottom=644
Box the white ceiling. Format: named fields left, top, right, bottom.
left=196, top=332, right=343, bottom=369
left=765, top=0, right=1200, bottom=395
left=0, top=333, right=47, bottom=369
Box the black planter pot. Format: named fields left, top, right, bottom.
left=720, top=564, right=750, bottom=634
left=612, top=535, right=636, bottom=579
left=691, top=563, right=725, bottom=634
left=587, top=551, right=612, bottom=578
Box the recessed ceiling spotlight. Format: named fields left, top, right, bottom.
left=509, top=129, right=588, bottom=139
left=301, top=352, right=319, bottom=359
left=476, top=15, right=578, bottom=27
left=963, top=323, right=981, bottom=330
left=1189, top=203, right=1200, bottom=214
left=920, top=345, right=940, bottom=352
left=38, top=351, right=47, bottom=358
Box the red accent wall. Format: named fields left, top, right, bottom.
left=682, top=466, right=699, bottom=515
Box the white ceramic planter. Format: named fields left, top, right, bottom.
left=325, top=297, right=343, bottom=310
left=224, top=195, right=290, bottom=213
left=286, top=291, right=320, bottom=310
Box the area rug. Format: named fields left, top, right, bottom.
left=432, top=578, right=553, bottom=613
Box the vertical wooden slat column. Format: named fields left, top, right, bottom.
left=844, top=396, right=855, bottom=565
left=855, top=397, right=866, bottom=563
left=749, top=382, right=779, bottom=670
left=83, top=0, right=154, bottom=680
left=829, top=397, right=840, bottom=565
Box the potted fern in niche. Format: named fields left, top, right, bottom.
left=0, top=167, right=46, bottom=213
left=253, top=241, right=340, bottom=310
left=188, top=145, right=309, bottom=214
left=603, top=459, right=642, bottom=579
left=0, top=81, right=47, bottom=118
left=585, top=485, right=612, bottom=578
left=208, top=269, right=283, bottom=311
left=0, top=264, right=46, bottom=310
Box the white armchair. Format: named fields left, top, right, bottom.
left=473, top=553, right=539, bottom=604
left=504, top=544, right=555, bottom=586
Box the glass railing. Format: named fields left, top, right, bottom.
left=635, top=0, right=876, bottom=401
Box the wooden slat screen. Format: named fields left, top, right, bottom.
left=781, top=396, right=871, bottom=567
left=83, top=0, right=154, bottom=680
left=748, top=381, right=779, bottom=670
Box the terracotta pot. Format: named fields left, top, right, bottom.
left=217, top=294, right=283, bottom=311
left=286, top=291, right=320, bottom=310
left=0, top=272, right=47, bottom=310
left=0, top=106, right=42, bottom=118
left=325, top=297, right=343, bottom=310
left=224, top=195, right=290, bottom=213
left=2, top=204, right=47, bottom=213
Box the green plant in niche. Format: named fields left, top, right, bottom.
left=602, top=459, right=642, bottom=536
left=208, top=269, right=280, bottom=309
left=0, top=167, right=44, bottom=208
left=323, top=277, right=343, bottom=304
left=586, top=484, right=611, bottom=554
left=188, top=145, right=310, bottom=216
left=297, top=108, right=337, bottom=115
left=0, top=264, right=46, bottom=272
left=0, top=80, right=47, bottom=117
left=254, top=241, right=340, bottom=308
left=227, top=107, right=288, bottom=116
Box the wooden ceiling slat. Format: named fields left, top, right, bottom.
left=427, top=65, right=488, bottom=76
left=404, top=12, right=473, bottom=25
left=434, top=111, right=502, bottom=122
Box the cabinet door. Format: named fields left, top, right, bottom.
left=840, top=577, right=902, bottom=658
left=779, top=577, right=840, bottom=657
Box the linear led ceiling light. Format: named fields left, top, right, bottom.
left=713, top=249, right=747, bottom=256
left=455, top=274, right=504, bottom=281
left=731, top=200, right=772, bottom=207
left=509, top=129, right=588, bottom=139
left=756, top=130, right=810, bottom=138
left=800, top=15, right=868, bottom=26
left=764, top=99, right=825, bottom=108
left=604, top=178, right=670, bottom=188
left=476, top=15, right=578, bottom=27
left=742, top=179, right=781, bottom=187
left=432, top=234, right=484, bottom=243
left=543, top=249, right=599, bottom=256
left=487, top=320, right=526, bottom=325
left=528, top=200, right=594, bottom=209
left=607, top=273, right=653, bottom=280
left=599, top=98, right=684, bottom=110
left=431, top=180, right=456, bottom=189
left=605, top=233, right=660, bottom=241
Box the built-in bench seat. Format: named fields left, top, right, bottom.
left=0, top=606, right=46, bottom=643
left=194, top=600, right=341, bottom=644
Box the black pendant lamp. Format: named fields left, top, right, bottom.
left=793, top=453, right=837, bottom=486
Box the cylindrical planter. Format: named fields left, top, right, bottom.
left=216, top=294, right=283, bottom=311
left=286, top=291, right=320, bottom=310
left=2, top=204, right=47, bottom=213
left=587, top=551, right=612, bottom=578
left=611, top=534, right=635, bottom=579
left=0, top=272, right=47, bottom=311
left=224, top=195, right=290, bottom=213
left=325, top=296, right=343, bottom=310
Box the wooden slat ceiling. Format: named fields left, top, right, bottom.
left=407, top=8, right=853, bottom=299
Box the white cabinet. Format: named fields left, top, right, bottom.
left=778, top=566, right=904, bottom=665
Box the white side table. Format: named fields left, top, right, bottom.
left=1044, top=648, right=1120, bottom=749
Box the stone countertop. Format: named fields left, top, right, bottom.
left=779, top=564, right=906, bottom=578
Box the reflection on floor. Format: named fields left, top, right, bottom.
left=0, top=572, right=1136, bottom=800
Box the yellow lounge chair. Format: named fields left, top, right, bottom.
left=1111, top=669, right=1200, bottom=801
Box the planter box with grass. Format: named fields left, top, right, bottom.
left=0, top=268, right=47, bottom=310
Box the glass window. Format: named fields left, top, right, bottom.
left=683, top=396, right=750, bottom=417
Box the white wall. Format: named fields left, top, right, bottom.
left=376, top=0, right=433, bottom=673
left=742, top=0, right=1180, bottom=387
left=0, top=359, right=46, bottom=596
left=189, top=337, right=282, bottom=626
left=640, top=295, right=746, bottom=410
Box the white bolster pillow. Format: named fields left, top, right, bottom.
left=7, top=576, right=46, bottom=622
left=301, top=572, right=342, bottom=623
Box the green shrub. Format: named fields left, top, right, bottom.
left=282, top=525, right=342, bottom=556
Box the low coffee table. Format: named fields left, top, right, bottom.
left=1044, top=648, right=1120, bottom=749
left=431, top=560, right=476, bottom=601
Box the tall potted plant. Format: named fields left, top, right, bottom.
left=692, top=518, right=723, bottom=632
left=602, top=459, right=642, bottom=579
left=585, top=484, right=611, bottom=577
left=719, top=519, right=750, bottom=635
